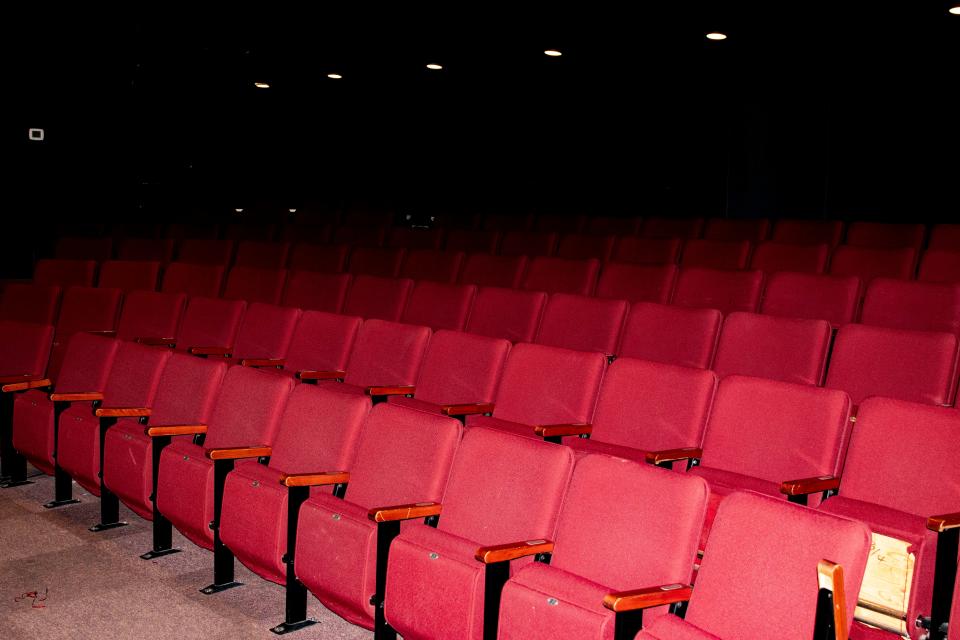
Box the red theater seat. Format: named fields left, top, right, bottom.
left=465, top=286, right=547, bottom=343
left=618, top=302, right=721, bottom=368
left=919, top=249, right=960, bottom=284
left=749, top=241, right=830, bottom=274
left=173, top=297, right=246, bottom=354
left=0, top=284, right=61, bottom=325
left=521, top=257, right=601, bottom=296
left=445, top=229, right=500, bottom=254
left=846, top=221, right=925, bottom=250
left=556, top=233, right=616, bottom=262
left=160, top=262, right=225, bottom=298
left=332, top=225, right=388, bottom=247
left=274, top=311, right=361, bottom=378
left=704, top=217, right=770, bottom=243
left=348, top=247, right=406, bottom=278
left=760, top=271, right=860, bottom=327
left=535, top=293, right=628, bottom=356
left=224, top=222, right=277, bottom=242
left=535, top=213, right=587, bottom=233
left=500, top=230, right=559, bottom=257
left=928, top=224, right=960, bottom=252
left=671, top=267, right=764, bottom=315
left=400, top=281, right=477, bottom=331
left=33, top=259, right=97, bottom=288
left=0, top=321, right=54, bottom=381
left=772, top=218, right=844, bottom=246
left=115, top=291, right=187, bottom=344
left=176, top=239, right=235, bottom=266
left=642, top=217, right=704, bottom=240
left=222, top=267, right=288, bottom=305
left=596, top=263, right=677, bottom=304
left=211, top=303, right=300, bottom=366
left=47, top=286, right=123, bottom=379
left=116, top=238, right=176, bottom=263
left=399, top=249, right=465, bottom=283
left=342, top=275, right=413, bottom=322
left=97, top=260, right=161, bottom=292
left=585, top=215, right=642, bottom=235
left=483, top=211, right=535, bottom=232
left=829, top=245, right=917, bottom=285
left=386, top=227, right=444, bottom=250
left=611, top=237, right=683, bottom=265
left=233, top=241, right=291, bottom=269
left=280, top=271, right=351, bottom=313
left=681, top=239, right=752, bottom=270
left=287, top=243, right=350, bottom=273
left=862, top=278, right=960, bottom=335
left=54, top=237, right=114, bottom=261
left=278, top=223, right=333, bottom=245
left=459, top=253, right=528, bottom=289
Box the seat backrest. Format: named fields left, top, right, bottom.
left=760, top=271, right=860, bottom=327
left=342, top=275, right=413, bottom=322
left=284, top=311, right=362, bottom=374
left=101, top=341, right=171, bottom=407
left=55, top=286, right=123, bottom=337
left=332, top=224, right=387, bottom=247
left=465, top=286, right=547, bottom=343
left=686, top=492, right=870, bottom=640
left=672, top=267, right=764, bottom=315
left=288, top=243, right=351, bottom=273
left=0, top=321, right=54, bottom=378
left=147, top=353, right=227, bottom=425
left=333, top=403, right=462, bottom=508
left=408, top=330, right=511, bottom=406
left=592, top=358, right=717, bottom=452
left=492, top=342, right=607, bottom=426
left=386, top=227, right=445, bottom=251
left=771, top=219, right=844, bottom=246
left=233, top=240, right=291, bottom=269
left=500, top=231, right=558, bottom=257
left=436, top=427, right=574, bottom=544
left=459, top=253, right=527, bottom=288
left=712, top=312, right=832, bottom=386
left=98, top=260, right=161, bottom=292
left=585, top=215, right=642, bottom=235
left=596, top=263, right=677, bottom=304
left=399, top=249, right=465, bottom=283
left=826, top=324, right=960, bottom=406
left=231, top=303, right=301, bottom=360
left=348, top=247, right=406, bottom=278
left=445, top=229, right=500, bottom=254
left=54, top=332, right=121, bottom=393
left=177, top=296, right=246, bottom=351
left=535, top=293, right=627, bottom=355
left=862, top=278, right=960, bottom=335
left=703, top=218, right=770, bottom=243
left=176, top=238, right=235, bottom=265
left=115, top=291, right=186, bottom=342
left=54, top=237, right=114, bottom=261
left=281, top=271, right=351, bottom=313
left=400, top=281, right=477, bottom=332
left=681, top=239, right=752, bottom=270
left=618, top=302, right=722, bottom=368
left=223, top=266, right=288, bottom=305
left=919, top=249, right=960, bottom=284
left=343, top=319, right=431, bottom=387
left=700, top=375, right=853, bottom=484
left=846, top=221, right=925, bottom=250
left=749, top=242, right=830, bottom=274
left=34, top=259, right=97, bottom=288
left=160, top=262, right=225, bottom=298
left=611, top=237, right=682, bottom=265
left=829, top=245, right=917, bottom=284
left=556, top=233, right=616, bottom=262
left=116, top=237, right=176, bottom=263
left=0, top=283, right=61, bottom=325
left=203, top=365, right=295, bottom=449
left=928, top=224, right=960, bottom=252
left=521, top=257, right=601, bottom=296
left=642, top=217, right=704, bottom=239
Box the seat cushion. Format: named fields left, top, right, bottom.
left=56, top=404, right=102, bottom=496
left=102, top=419, right=157, bottom=520
left=638, top=614, right=723, bottom=640
left=388, top=395, right=444, bottom=416
left=156, top=440, right=216, bottom=550
left=565, top=438, right=650, bottom=465
left=220, top=463, right=288, bottom=585
left=12, top=390, right=56, bottom=475
left=689, top=466, right=784, bottom=548
left=466, top=415, right=538, bottom=439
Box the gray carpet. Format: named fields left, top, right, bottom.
left=0, top=469, right=371, bottom=639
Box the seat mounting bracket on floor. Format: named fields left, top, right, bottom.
left=42, top=400, right=82, bottom=507
left=200, top=458, right=242, bottom=594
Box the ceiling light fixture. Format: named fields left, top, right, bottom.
left=426, top=63, right=443, bottom=70
left=234, top=208, right=244, bottom=213
left=950, top=6, right=960, bottom=14
left=327, top=73, right=342, bottom=79
left=254, top=82, right=270, bottom=88
left=544, top=50, right=562, bottom=57
left=706, top=32, right=727, bottom=40
left=288, top=208, right=297, bottom=213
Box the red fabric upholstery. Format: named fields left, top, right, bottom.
left=585, top=216, right=642, bottom=236
left=536, top=214, right=586, bottom=234
left=220, top=385, right=371, bottom=584
left=283, top=311, right=361, bottom=375
left=618, top=302, right=721, bottom=369
left=176, top=297, right=246, bottom=352
left=115, top=291, right=186, bottom=343
left=928, top=224, right=960, bottom=252
left=643, top=217, right=704, bottom=240
left=749, top=242, right=830, bottom=274
left=760, top=271, right=861, bottom=327
left=500, top=231, right=559, bottom=257
left=104, top=354, right=227, bottom=520
left=681, top=240, right=752, bottom=270
left=535, top=293, right=628, bottom=355
left=445, top=229, right=501, bottom=254
left=499, top=456, right=708, bottom=639
left=280, top=271, right=350, bottom=313
left=49, top=286, right=123, bottom=379
left=703, top=218, right=770, bottom=243
left=460, top=253, right=528, bottom=288
left=386, top=227, right=445, bottom=250
left=846, top=222, right=926, bottom=250
left=919, top=249, right=960, bottom=284
left=287, top=242, right=350, bottom=273
left=336, top=319, right=431, bottom=389
left=556, top=233, right=616, bottom=262
left=522, top=257, right=601, bottom=296
left=400, top=249, right=465, bottom=283
left=157, top=366, right=295, bottom=549
left=465, top=286, right=547, bottom=343
left=116, top=238, right=175, bottom=263
left=342, top=275, right=413, bottom=322
left=611, top=237, right=683, bottom=265
left=160, top=262, right=225, bottom=298
left=637, top=492, right=871, bottom=640
left=97, top=260, right=161, bottom=292
left=672, top=267, right=764, bottom=315
left=862, top=278, right=960, bottom=335
left=401, top=281, right=477, bottom=331
left=596, top=263, right=677, bottom=304
left=712, top=312, right=832, bottom=385
left=332, top=225, right=388, bottom=247
left=348, top=247, right=407, bottom=278
left=0, top=321, right=53, bottom=378
left=228, top=303, right=301, bottom=362
left=295, top=404, right=462, bottom=628
left=0, top=283, right=61, bottom=325
left=829, top=246, right=917, bottom=284
left=385, top=427, right=575, bottom=640
left=826, top=323, right=960, bottom=406
left=33, top=259, right=97, bottom=288
left=222, top=266, right=288, bottom=305
left=54, top=237, right=112, bottom=261
left=233, top=241, right=291, bottom=269
left=13, top=333, right=120, bottom=475
left=772, top=219, right=844, bottom=246
left=176, top=238, right=235, bottom=265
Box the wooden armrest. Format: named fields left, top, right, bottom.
left=95, top=407, right=152, bottom=418
left=780, top=475, right=840, bottom=497
left=645, top=447, right=703, bottom=465
left=240, top=358, right=286, bottom=368
left=818, top=560, right=848, bottom=640
left=534, top=423, right=592, bottom=438
left=366, top=385, right=416, bottom=396
left=1, top=377, right=51, bottom=393
left=475, top=539, right=555, bottom=564
left=280, top=471, right=350, bottom=487
left=135, top=337, right=177, bottom=347
left=297, top=370, right=346, bottom=381
left=368, top=502, right=442, bottom=523
left=86, top=330, right=118, bottom=336
left=440, top=402, right=495, bottom=416
left=146, top=424, right=207, bottom=437
left=603, top=584, right=693, bottom=612
left=205, top=445, right=272, bottom=461
left=188, top=346, right=232, bottom=357
left=927, top=512, right=960, bottom=532
left=49, top=391, right=104, bottom=402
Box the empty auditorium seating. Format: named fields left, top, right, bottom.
left=596, top=263, right=677, bottom=304
left=704, top=217, right=770, bottom=243
left=33, top=259, right=97, bottom=288
left=222, top=266, right=287, bottom=305
left=771, top=218, right=844, bottom=246
left=233, top=240, right=291, bottom=269
left=465, top=286, right=547, bottom=343
left=444, top=229, right=500, bottom=254
left=672, top=267, right=764, bottom=315
left=712, top=312, right=832, bottom=385
left=280, top=271, right=350, bottom=313
left=642, top=216, right=704, bottom=239
left=287, top=242, right=350, bottom=273
left=332, top=224, right=387, bottom=247
left=634, top=492, right=870, bottom=640
left=749, top=241, right=830, bottom=273
left=826, top=324, right=959, bottom=406
left=919, top=249, right=960, bottom=284
left=170, top=297, right=246, bottom=354
left=861, top=278, right=960, bottom=335
left=611, top=237, right=683, bottom=265
left=500, top=230, right=559, bottom=257
left=269, top=311, right=362, bottom=378
left=585, top=215, right=642, bottom=235
left=97, top=260, right=161, bottom=292
left=497, top=455, right=709, bottom=640
left=0, top=321, right=54, bottom=381
left=384, top=426, right=575, bottom=639
left=348, top=247, right=406, bottom=278
left=761, top=271, right=861, bottom=327
left=535, top=293, right=628, bottom=356
left=48, top=286, right=123, bottom=378
left=846, top=221, right=926, bottom=250
left=400, top=281, right=476, bottom=331
left=160, top=262, right=225, bottom=298
left=341, top=275, right=413, bottom=322
left=681, top=239, right=752, bottom=270
left=618, top=302, right=722, bottom=368
left=928, top=223, right=960, bottom=252
left=385, top=227, right=444, bottom=250
left=0, top=283, right=60, bottom=325
left=556, top=233, right=616, bottom=261
left=459, top=253, right=527, bottom=289
left=54, top=236, right=114, bottom=261
left=176, top=238, right=235, bottom=265
left=521, top=257, right=601, bottom=296
left=115, top=291, right=187, bottom=343
left=212, top=303, right=300, bottom=366
left=830, top=245, right=917, bottom=285
left=399, top=249, right=464, bottom=283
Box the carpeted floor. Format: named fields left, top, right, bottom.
left=0, top=469, right=371, bottom=639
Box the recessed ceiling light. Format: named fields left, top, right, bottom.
left=288, top=208, right=297, bottom=213
left=254, top=82, right=270, bottom=89
left=544, top=50, right=562, bottom=57
left=950, top=6, right=960, bottom=14
left=327, top=73, right=342, bottom=79
left=706, top=33, right=727, bottom=41
left=234, top=208, right=244, bottom=213
left=426, top=63, right=443, bottom=70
